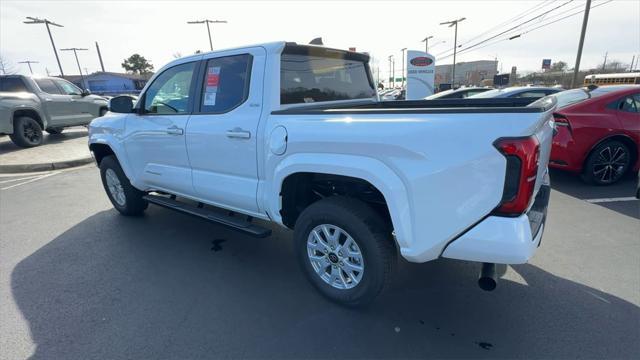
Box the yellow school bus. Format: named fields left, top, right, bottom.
left=584, top=72, right=640, bottom=86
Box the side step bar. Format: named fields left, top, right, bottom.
left=143, top=194, right=272, bottom=238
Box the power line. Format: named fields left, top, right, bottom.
left=457, top=0, right=555, bottom=48
left=437, top=0, right=613, bottom=62
left=436, top=0, right=575, bottom=58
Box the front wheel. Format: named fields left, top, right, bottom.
left=99, top=155, right=148, bottom=216
left=294, top=197, right=395, bottom=306
left=582, top=140, right=631, bottom=185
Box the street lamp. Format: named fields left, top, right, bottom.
left=388, top=55, right=395, bottom=88
left=422, top=36, right=433, bottom=53
left=18, top=61, right=39, bottom=74
left=23, top=17, right=64, bottom=76
left=401, top=48, right=407, bottom=88
left=440, top=17, right=466, bottom=87
left=187, top=19, right=227, bottom=51
left=60, top=48, right=88, bottom=89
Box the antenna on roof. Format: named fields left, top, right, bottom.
left=309, top=37, right=323, bottom=45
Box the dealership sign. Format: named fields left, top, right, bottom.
left=542, top=59, right=551, bottom=70
left=406, top=50, right=435, bottom=100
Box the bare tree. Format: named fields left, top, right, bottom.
left=172, top=52, right=182, bottom=59
left=0, top=54, right=17, bottom=75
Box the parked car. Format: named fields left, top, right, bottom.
left=425, top=87, right=492, bottom=100
left=89, top=42, right=554, bottom=306
left=381, top=89, right=404, bottom=101
left=468, top=86, right=561, bottom=99
left=0, top=75, right=108, bottom=147
left=549, top=85, right=640, bottom=185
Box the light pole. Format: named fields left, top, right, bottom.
left=571, top=0, right=591, bottom=88
left=60, top=47, right=88, bottom=90
left=18, top=61, right=39, bottom=74
left=388, top=55, right=394, bottom=88
left=23, top=17, right=64, bottom=76
left=187, top=19, right=227, bottom=51
left=440, top=17, right=465, bottom=87
left=401, top=48, right=407, bottom=88
left=422, top=36, right=433, bottom=53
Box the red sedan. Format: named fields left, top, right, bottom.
left=550, top=85, right=640, bottom=185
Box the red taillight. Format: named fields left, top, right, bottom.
left=553, top=113, right=571, bottom=131
left=493, top=136, right=540, bottom=215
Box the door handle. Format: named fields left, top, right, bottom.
left=166, top=126, right=184, bottom=135
left=226, top=128, right=251, bottom=139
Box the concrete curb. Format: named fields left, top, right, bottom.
left=0, top=156, right=94, bottom=174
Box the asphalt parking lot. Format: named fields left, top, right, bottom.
left=0, top=166, right=638, bottom=359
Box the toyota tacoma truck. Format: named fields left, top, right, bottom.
left=0, top=75, right=108, bottom=147
left=89, top=42, right=554, bottom=306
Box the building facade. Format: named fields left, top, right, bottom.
left=435, top=60, right=498, bottom=87
left=63, top=72, right=152, bottom=95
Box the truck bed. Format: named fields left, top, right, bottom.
left=272, top=97, right=555, bottom=115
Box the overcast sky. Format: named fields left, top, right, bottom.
left=1, top=0, right=639, bottom=78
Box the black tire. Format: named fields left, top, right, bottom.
left=582, top=140, right=632, bottom=185
left=99, top=155, right=148, bottom=216
left=9, top=116, right=43, bottom=147
left=294, top=196, right=395, bottom=307
left=46, top=127, right=64, bottom=135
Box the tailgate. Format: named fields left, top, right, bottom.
left=529, top=97, right=557, bottom=196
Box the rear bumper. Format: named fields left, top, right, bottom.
left=442, top=182, right=550, bottom=265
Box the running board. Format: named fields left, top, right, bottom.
left=143, top=194, right=272, bottom=238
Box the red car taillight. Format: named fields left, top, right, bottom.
left=493, top=136, right=540, bottom=216
left=553, top=113, right=571, bottom=131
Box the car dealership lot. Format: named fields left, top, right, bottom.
left=0, top=166, right=638, bottom=359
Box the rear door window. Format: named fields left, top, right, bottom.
left=0, top=77, right=29, bottom=92
left=199, top=54, right=252, bottom=113
left=34, top=79, right=63, bottom=94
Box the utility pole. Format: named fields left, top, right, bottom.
left=187, top=19, right=227, bottom=51
left=602, top=51, right=608, bottom=71
left=23, top=17, right=64, bottom=76
left=401, top=48, right=407, bottom=88
left=422, top=36, right=433, bottom=53
left=18, top=60, right=39, bottom=74
left=60, top=47, right=88, bottom=89
left=95, top=41, right=106, bottom=72
left=571, top=0, right=591, bottom=88
left=631, top=55, right=636, bottom=72
left=388, top=55, right=394, bottom=88
left=440, top=17, right=466, bottom=88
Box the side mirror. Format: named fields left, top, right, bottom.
left=81, top=89, right=91, bottom=97
left=109, top=95, right=134, bottom=114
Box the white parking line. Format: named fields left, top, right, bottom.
left=0, top=172, right=60, bottom=190
left=0, top=175, right=43, bottom=184
left=585, top=197, right=639, bottom=204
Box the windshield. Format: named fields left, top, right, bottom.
left=553, top=89, right=590, bottom=109
left=280, top=50, right=376, bottom=105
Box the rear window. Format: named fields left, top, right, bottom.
left=0, top=77, right=28, bottom=92
left=553, top=89, right=589, bottom=109
left=280, top=51, right=376, bottom=105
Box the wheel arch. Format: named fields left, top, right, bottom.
left=13, top=108, right=46, bottom=130
left=582, top=134, right=638, bottom=171
left=268, top=153, right=412, bottom=250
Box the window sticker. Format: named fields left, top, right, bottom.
left=204, top=66, right=220, bottom=106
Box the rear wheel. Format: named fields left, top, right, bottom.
left=9, top=116, right=43, bottom=147
left=294, top=197, right=395, bottom=306
left=46, top=127, right=64, bottom=135
left=582, top=140, right=631, bottom=185
left=99, top=155, right=148, bottom=215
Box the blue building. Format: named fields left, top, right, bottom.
left=63, top=72, right=152, bottom=95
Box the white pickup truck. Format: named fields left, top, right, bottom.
left=89, top=42, right=554, bottom=306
